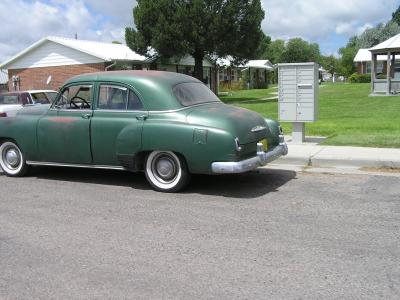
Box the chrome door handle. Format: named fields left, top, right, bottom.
left=136, top=115, right=147, bottom=120
left=81, top=114, right=91, bottom=119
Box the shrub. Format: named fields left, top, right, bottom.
left=348, top=73, right=371, bottom=83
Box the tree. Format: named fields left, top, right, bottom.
left=126, top=0, right=265, bottom=81
left=320, top=55, right=339, bottom=77
left=338, top=46, right=357, bottom=77
left=255, top=33, right=271, bottom=59
left=356, top=21, right=400, bottom=48
left=392, top=5, right=400, bottom=25
left=266, top=39, right=285, bottom=64
left=281, top=38, right=320, bottom=63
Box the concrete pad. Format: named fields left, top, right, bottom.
left=311, top=146, right=400, bottom=168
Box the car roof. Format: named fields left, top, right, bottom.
left=26, top=90, right=58, bottom=93
left=0, top=90, right=56, bottom=95
left=63, top=70, right=201, bottom=111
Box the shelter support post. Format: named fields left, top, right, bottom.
left=371, top=53, right=376, bottom=93
left=391, top=53, right=396, bottom=78
left=386, top=52, right=391, bottom=95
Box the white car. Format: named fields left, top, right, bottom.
left=0, top=90, right=57, bottom=117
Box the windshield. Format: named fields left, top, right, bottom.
left=173, top=82, right=221, bottom=107
left=45, top=92, right=58, bottom=103
left=0, top=94, right=20, bottom=105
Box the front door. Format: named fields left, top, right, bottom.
left=37, top=84, right=93, bottom=164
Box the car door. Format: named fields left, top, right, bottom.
left=90, top=83, right=147, bottom=167
left=37, top=83, right=93, bottom=164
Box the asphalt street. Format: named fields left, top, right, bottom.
left=0, top=167, right=399, bottom=299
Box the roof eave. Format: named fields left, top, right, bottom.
left=0, top=37, right=48, bottom=69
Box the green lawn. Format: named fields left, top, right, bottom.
left=219, top=83, right=400, bottom=148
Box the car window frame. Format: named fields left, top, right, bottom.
left=51, top=82, right=94, bottom=112
left=94, top=82, right=146, bottom=112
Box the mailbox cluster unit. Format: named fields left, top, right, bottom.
left=278, top=62, right=319, bottom=122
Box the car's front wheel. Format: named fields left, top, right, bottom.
left=145, top=151, right=190, bottom=192
left=0, top=141, right=29, bottom=177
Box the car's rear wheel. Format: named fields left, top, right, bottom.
left=145, top=151, right=190, bottom=192
left=0, top=141, right=29, bottom=177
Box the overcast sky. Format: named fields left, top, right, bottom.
left=0, top=0, right=398, bottom=63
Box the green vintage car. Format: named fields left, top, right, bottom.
left=0, top=71, right=287, bottom=192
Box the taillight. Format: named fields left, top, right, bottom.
left=0, top=112, right=7, bottom=117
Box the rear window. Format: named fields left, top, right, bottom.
left=0, top=95, right=20, bottom=105
left=31, top=92, right=51, bottom=104
left=172, top=82, right=221, bottom=106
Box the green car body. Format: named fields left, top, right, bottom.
left=0, top=71, right=287, bottom=192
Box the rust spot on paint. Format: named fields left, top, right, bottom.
left=47, top=117, right=77, bottom=124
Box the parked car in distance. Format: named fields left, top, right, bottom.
left=0, top=90, right=57, bottom=117
left=0, top=71, right=288, bottom=192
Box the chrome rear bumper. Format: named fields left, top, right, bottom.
left=211, top=136, right=288, bottom=174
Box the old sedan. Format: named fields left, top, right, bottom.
left=0, top=71, right=287, bottom=192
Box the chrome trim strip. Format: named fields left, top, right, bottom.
left=48, top=108, right=92, bottom=113
left=148, top=102, right=222, bottom=114
left=93, top=109, right=146, bottom=113
left=26, top=161, right=125, bottom=170
left=251, top=125, right=267, bottom=132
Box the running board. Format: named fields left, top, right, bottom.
left=26, top=161, right=125, bottom=171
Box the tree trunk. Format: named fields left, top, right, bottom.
left=193, top=51, right=204, bottom=82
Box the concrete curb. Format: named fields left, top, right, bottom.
left=276, top=144, right=400, bottom=169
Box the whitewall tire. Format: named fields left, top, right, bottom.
left=0, top=141, right=29, bottom=177
left=145, top=151, right=190, bottom=192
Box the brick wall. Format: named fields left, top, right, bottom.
left=8, top=63, right=105, bottom=91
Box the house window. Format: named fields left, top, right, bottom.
left=366, top=62, right=371, bottom=74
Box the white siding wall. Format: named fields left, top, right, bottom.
left=167, top=55, right=213, bottom=67
left=7, top=41, right=104, bottom=69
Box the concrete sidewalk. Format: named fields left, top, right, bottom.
left=275, top=136, right=400, bottom=169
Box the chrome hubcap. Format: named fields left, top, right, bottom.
left=151, top=154, right=178, bottom=183
left=5, top=149, right=20, bottom=167
left=156, top=157, right=176, bottom=180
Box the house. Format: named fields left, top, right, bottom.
left=0, top=36, right=217, bottom=92
left=217, top=58, right=274, bottom=90
left=0, top=70, right=8, bottom=92
left=353, top=48, right=399, bottom=75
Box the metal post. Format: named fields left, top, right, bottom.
left=292, top=122, right=305, bottom=143
left=387, top=52, right=391, bottom=95
left=248, top=67, right=251, bottom=89
left=391, top=53, right=396, bottom=78
left=371, top=53, right=376, bottom=93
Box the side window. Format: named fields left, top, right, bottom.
left=128, top=90, right=143, bottom=110
left=98, top=85, right=128, bottom=110
left=54, top=85, right=92, bottom=109
left=97, top=85, right=143, bottom=111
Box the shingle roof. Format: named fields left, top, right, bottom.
left=354, top=48, right=400, bottom=62
left=216, top=57, right=273, bottom=70
left=370, top=33, right=400, bottom=52
left=0, top=36, right=149, bottom=69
